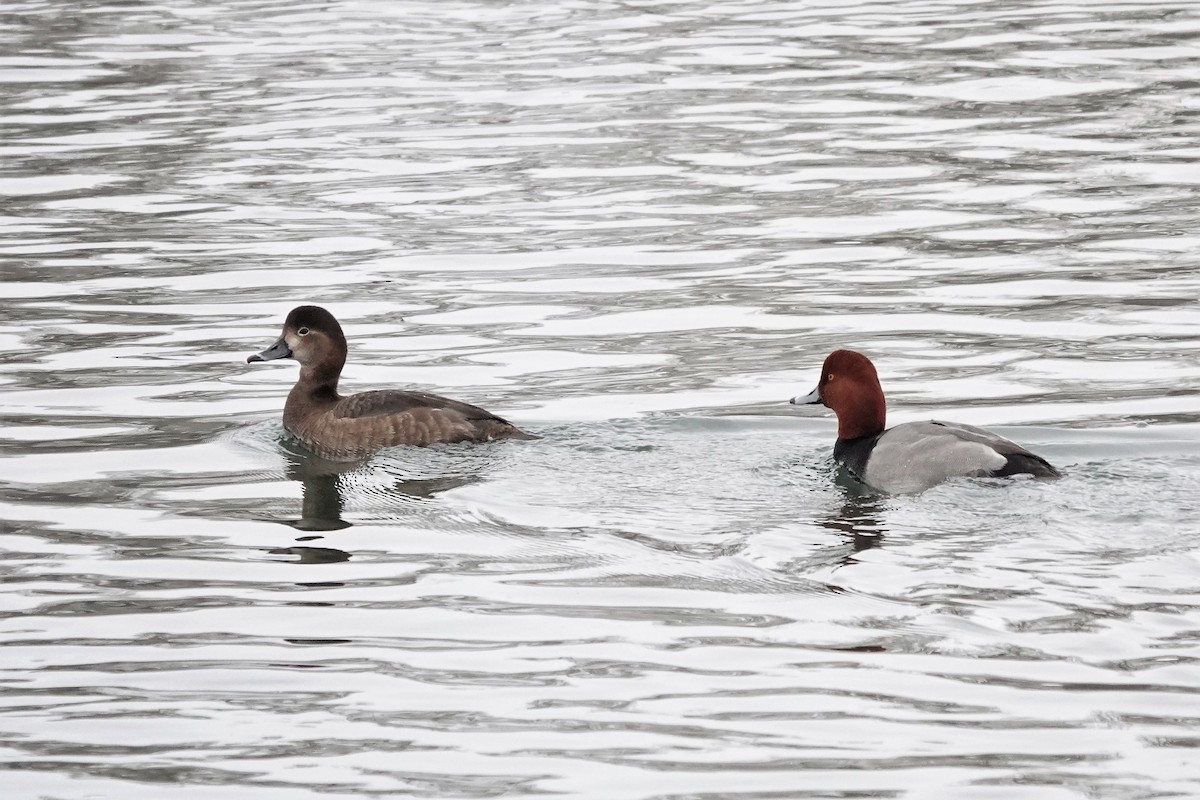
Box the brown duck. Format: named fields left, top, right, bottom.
left=247, top=305, right=536, bottom=460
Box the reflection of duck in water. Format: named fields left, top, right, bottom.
left=275, top=439, right=483, bottom=532
left=247, top=305, right=536, bottom=461
left=792, top=350, right=1059, bottom=494
left=278, top=441, right=358, bottom=533
left=819, top=496, right=886, bottom=557
left=776, top=495, right=885, bottom=577
left=268, top=442, right=485, bottom=566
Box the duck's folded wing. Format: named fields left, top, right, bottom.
left=332, top=390, right=507, bottom=422
left=927, top=420, right=1059, bottom=477
left=329, top=390, right=536, bottom=445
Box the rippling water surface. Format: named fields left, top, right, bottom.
left=3, top=0, right=1200, bottom=797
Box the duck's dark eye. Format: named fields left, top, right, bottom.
left=827, top=373, right=835, bottom=382
left=297, top=327, right=310, bottom=336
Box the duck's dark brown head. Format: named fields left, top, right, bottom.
left=247, top=305, right=348, bottom=387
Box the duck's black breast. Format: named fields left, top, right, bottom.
left=833, top=432, right=883, bottom=481
left=285, top=389, right=536, bottom=458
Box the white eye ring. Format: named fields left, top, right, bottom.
left=297, top=327, right=310, bottom=336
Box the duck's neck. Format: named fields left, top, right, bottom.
left=835, top=392, right=886, bottom=441
left=293, top=364, right=341, bottom=405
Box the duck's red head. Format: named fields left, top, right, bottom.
left=792, top=349, right=887, bottom=440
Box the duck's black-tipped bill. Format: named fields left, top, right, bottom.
left=790, top=387, right=822, bottom=405
left=247, top=337, right=292, bottom=363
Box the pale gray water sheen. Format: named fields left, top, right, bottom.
left=2, top=0, right=1200, bottom=798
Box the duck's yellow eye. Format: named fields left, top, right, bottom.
left=298, top=327, right=310, bottom=336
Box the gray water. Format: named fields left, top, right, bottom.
left=3, top=0, right=1200, bottom=798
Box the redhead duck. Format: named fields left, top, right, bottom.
left=791, top=349, right=1059, bottom=493
left=247, top=306, right=536, bottom=460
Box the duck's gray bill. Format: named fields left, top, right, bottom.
left=247, top=337, right=292, bottom=363
left=790, top=387, right=822, bottom=405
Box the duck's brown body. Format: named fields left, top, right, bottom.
left=249, top=306, right=535, bottom=460
left=283, top=386, right=534, bottom=460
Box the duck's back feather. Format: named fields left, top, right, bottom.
left=851, top=420, right=1058, bottom=493
left=284, top=389, right=536, bottom=459
left=333, top=390, right=507, bottom=422
left=925, top=421, right=1059, bottom=478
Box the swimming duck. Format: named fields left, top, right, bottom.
left=247, top=305, right=536, bottom=460
left=791, top=349, right=1059, bottom=493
